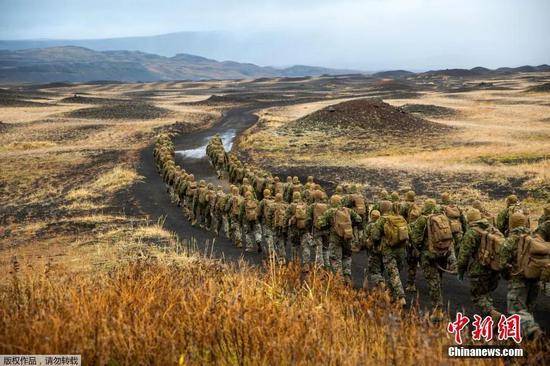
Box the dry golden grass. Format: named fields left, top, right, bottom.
left=3, top=255, right=546, bottom=366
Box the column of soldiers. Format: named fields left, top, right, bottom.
left=155, top=133, right=549, bottom=340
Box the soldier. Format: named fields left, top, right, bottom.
left=226, top=185, right=244, bottom=248
left=240, top=177, right=255, bottom=197
left=472, top=199, right=495, bottom=226
left=317, top=194, right=362, bottom=283
left=500, top=212, right=547, bottom=340
left=258, top=189, right=275, bottom=257
left=182, top=174, right=197, bottom=220
left=310, top=189, right=330, bottom=269
left=364, top=210, right=382, bottom=289
left=204, top=183, right=216, bottom=231
left=211, top=185, right=225, bottom=236
left=371, top=189, right=389, bottom=213
left=496, top=194, right=526, bottom=236
left=240, top=190, right=262, bottom=253
left=389, top=191, right=401, bottom=214
left=270, top=193, right=289, bottom=263
left=273, top=176, right=285, bottom=197
left=441, top=192, right=467, bottom=256
left=304, top=175, right=315, bottom=191
left=370, top=200, right=409, bottom=306
left=535, top=204, right=550, bottom=241
left=457, top=209, right=503, bottom=321
left=410, top=198, right=456, bottom=318
left=192, top=180, right=209, bottom=228
left=286, top=191, right=311, bottom=264
left=400, top=190, right=422, bottom=292
left=343, top=184, right=367, bottom=252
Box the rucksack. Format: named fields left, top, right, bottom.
left=426, top=214, right=454, bottom=255
left=313, top=203, right=328, bottom=229
left=255, top=178, right=265, bottom=195
left=292, top=184, right=302, bottom=194
left=198, top=187, right=208, bottom=204
left=383, top=215, right=409, bottom=247
left=351, top=194, right=366, bottom=215
left=334, top=208, right=353, bottom=240
left=407, top=203, right=422, bottom=223
left=507, top=204, right=528, bottom=231
left=274, top=182, right=284, bottom=195
left=445, top=205, right=463, bottom=235
left=186, top=182, right=197, bottom=197
left=231, top=196, right=243, bottom=216
left=516, top=234, right=550, bottom=279
left=273, top=203, right=287, bottom=228
left=245, top=199, right=258, bottom=221
left=294, top=203, right=308, bottom=229
left=473, top=227, right=505, bottom=271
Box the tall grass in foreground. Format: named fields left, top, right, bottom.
left=0, top=260, right=546, bottom=365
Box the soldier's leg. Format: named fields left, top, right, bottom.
left=244, top=220, right=255, bottom=251
left=330, top=236, right=343, bottom=276
left=367, top=251, right=384, bottom=288
left=321, top=235, right=331, bottom=269
left=405, top=245, right=419, bottom=292
left=232, top=219, right=243, bottom=248
left=253, top=221, right=262, bottom=251
left=382, top=249, right=405, bottom=301
left=275, top=232, right=286, bottom=263
left=507, top=278, right=542, bottom=339
left=341, top=239, right=353, bottom=283
left=470, top=272, right=500, bottom=318
left=264, top=227, right=275, bottom=259
left=301, top=232, right=314, bottom=268
left=420, top=254, right=444, bottom=311
left=312, top=235, right=324, bottom=268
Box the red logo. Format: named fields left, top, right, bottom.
left=448, top=313, right=522, bottom=344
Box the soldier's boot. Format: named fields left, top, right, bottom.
left=397, top=297, right=407, bottom=307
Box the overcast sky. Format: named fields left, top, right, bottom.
left=1, top=0, right=549, bottom=70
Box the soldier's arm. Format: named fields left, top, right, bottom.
left=317, top=209, right=333, bottom=230
left=499, top=238, right=515, bottom=279
left=410, top=216, right=427, bottom=247
left=496, top=210, right=507, bottom=233
left=371, top=219, right=383, bottom=245
left=457, top=230, right=476, bottom=275
left=350, top=210, right=362, bottom=225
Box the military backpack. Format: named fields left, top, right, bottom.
left=426, top=214, right=454, bottom=255
left=334, top=208, right=353, bottom=240
left=515, top=234, right=550, bottom=280
left=473, top=226, right=504, bottom=271
left=383, top=215, right=409, bottom=247
left=231, top=195, right=243, bottom=216
left=273, top=203, right=287, bottom=228
left=186, top=182, right=197, bottom=197
left=407, top=203, right=422, bottom=223
left=351, top=194, right=366, bottom=215
left=245, top=199, right=259, bottom=221
left=313, top=203, right=329, bottom=229
left=198, top=187, right=208, bottom=204
left=294, top=203, right=308, bottom=229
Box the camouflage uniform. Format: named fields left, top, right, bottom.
left=209, top=186, right=224, bottom=235
left=225, top=186, right=243, bottom=248
left=342, top=184, right=368, bottom=252
left=317, top=195, right=362, bottom=282
left=370, top=200, right=407, bottom=304
left=410, top=199, right=457, bottom=312
left=472, top=200, right=495, bottom=226
left=306, top=190, right=329, bottom=268
left=364, top=210, right=383, bottom=288
left=240, top=191, right=262, bottom=252
left=400, top=191, right=421, bottom=292
left=258, top=189, right=275, bottom=257
left=457, top=210, right=502, bottom=319
left=496, top=195, right=521, bottom=236
left=270, top=193, right=289, bottom=262
left=286, top=191, right=312, bottom=263
left=441, top=192, right=467, bottom=257
left=499, top=213, right=543, bottom=340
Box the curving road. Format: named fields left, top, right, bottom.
left=132, top=107, right=549, bottom=329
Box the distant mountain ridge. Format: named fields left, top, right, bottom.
left=0, top=46, right=355, bottom=83
left=374, top=65, right=550, bottom=78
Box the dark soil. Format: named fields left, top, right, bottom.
left=0, top=89, right=50, bottom=107
left=60, top=95, right=127, bottom=105
left=527, top=82, right=550, bottom=93
left=65, top=101, right=172, bottom=120
left=400, top=103, right=457, bottom=118
left=288, top=98, right=453, bottom=136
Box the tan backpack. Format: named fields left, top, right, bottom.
left=186, top=182, right=197, bottom=197
left=351, top=194, right=366, bottom=215
left=231, top=195, right=243, bottom=216
left=445, top=205, right=463, bottom=234
left=313, top=203, right=328, bottom=229
left=273, top=203, right=287, bottom=228
left=426, top=214, right=454, bottom=254
left=334, top=208, right=353, bottom=240
left=516, top=234, right=550, bottom=279
left=383, top=215, right=409, bottom=247
left=198, top=187, right=208, bottom=204
left=474, top=227, right=504, bottom=271
left=294, top=203, right=308, bottom=229
left=274, top=182, right=284, bottom=195
left=245, top=199, right=258, bottom=221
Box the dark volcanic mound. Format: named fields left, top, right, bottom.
left=400, top=103, right=456, bottom=118
left=289, top=98, right=453, bottom=135
left=0, top=89, right=50, bottom=107
left=65, top=101, right=171, bottom=120
left=527, top=82, right=550, bottom=93
left=60, top=95, right=127, bottom=105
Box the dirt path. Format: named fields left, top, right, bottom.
left=132, top=107, right=549, bottom=329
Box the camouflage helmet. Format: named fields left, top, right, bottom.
left=274, top=176, right=280, bottom=183
left=466, top=209, right=482, bottom=223
left=199, top=180, right=206, bottom=187
left=472, top=200, right=483, bottom=210
left=379, top=200, right=392, bottom=215
left=292, top=191, right=302, bottom=202
left=188, top=174, right=195, bottom=181
left=292, top=176, right=300, bottom=184
left=207, top=182, right=213, bottom=189
left=263, top=188, right=272, bottom=198
left=509, top=212, right=528, bottom=230
left=379, top=189, right=389, bottom=199
left=275, top=193, right=283, bottom=202
left=441, top=192, right=451, bottom=204
left=335, top=185, right=344, bottom=194
left=231, top=185, right=239, bottom=195
left=349, top=184, right=358, bottom=194
left=242, top=177, right=249, bottom=185
left=390, top=191, right=400, bottom=202
left=506, top=194, right=518, bottom=206
left=370, top=210, right=381, bottom=221
left=330, top=194, right=342, bottom=207
left=286, top=176, right=292, bottom=183
left=217, top=185, right=223, bottom=191
left=405, top=190, right=416, bottom=202
left=423, top=198, right=437, bottom=212
left=307, top=175, right=314, bottom=183
left=244, top=190, right=253, bottom=199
